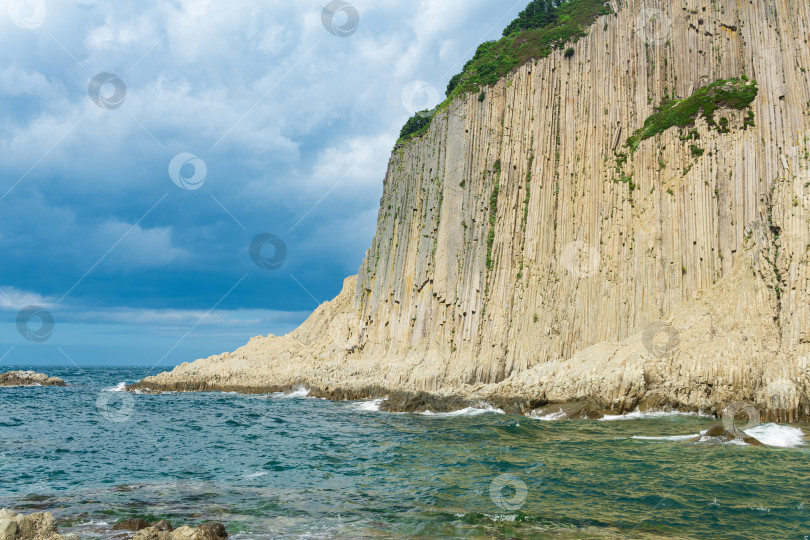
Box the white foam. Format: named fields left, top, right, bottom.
left=744, top=423, right=805, bottom=448
left=599, top=408, right=708, bottom=421
left=421, top=404, right=504, bottom=417
left=635, top=423, right=805, bottom=447
left=275, top=386, right=310, bottom=399
left=74, top=520, right=110, bottom=527
left=529, top=408, right=567, bottom=421
left=631, top=434, right=697, bottom=441
left=347, top=398, right=384, bottom=412
left=243, top=471, right=268, bottom=479
left=102, top=382, right=127, bottom=392
left=482, top=513, right=518, bottom=522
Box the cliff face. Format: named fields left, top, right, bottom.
left=137, top=0, right=810, bottom=421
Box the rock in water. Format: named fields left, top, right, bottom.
left=0, top=509, right=74, bottom=540
left=151, top=520, right=173, bottom=532
left=112, top=518, right=173, bottom=533
left=112, top=518, right=151, bottom=531
left=194, top=523, right=227, bottom=540
left=0, top=371, right=65, bottom=387
left=133, top=523, right=227, bottom=540
left=686, top=424, right=764, bottom=446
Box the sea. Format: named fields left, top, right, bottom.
left=0, top=366, right=808, bottom=539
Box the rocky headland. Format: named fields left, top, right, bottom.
left=0, top=371, right=65, bottom=388
left=133, top=0, right=810, bottom=422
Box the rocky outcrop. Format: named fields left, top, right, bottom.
left=112, top=518, right=171, bottom=532
left=132, top=522, right=226, bottom=540
left=0, top=371, right=65, bottom=387
left=686, top=423, right=764, bottom=445
left=0, top=510, right=75, bottom=540
left=133, top=0, right=810, bottom=421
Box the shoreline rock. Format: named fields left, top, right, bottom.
left=0, top=371, right=66, bottom=388
left=111, top=518, right=227, bottom=540
left=127, top=378, right=696, bottom=420
left=0, top=509, right=76, bottom=540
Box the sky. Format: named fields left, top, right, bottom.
left=0, top=0, right=528, bottom=368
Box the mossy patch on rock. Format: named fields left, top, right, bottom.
left=625, top=77, right=759, bottom=154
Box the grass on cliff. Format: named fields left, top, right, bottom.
left=396, top=0, right=611, bottom=145
left=625, top=77, right=759, bottom=153
left=399, top=112, right=434, bottom=141
left=445, top=0, right=611, bottom=100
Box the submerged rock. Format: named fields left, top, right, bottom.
left=0, top=509, right=75, bottom=540
left=112, top=518, right=151, bottom=531
left=0, top=371, right=65, bottom=388
left=112, top=518, right=173, bottom=533
left=686, top=423, right=764, bottom=446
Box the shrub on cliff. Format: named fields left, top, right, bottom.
left=399, top=112, right=433, bottom=141
left=502, top=0, right=558, bottom=36
left=444, top=0, right=611, bottom=98
left=401, top=0, right=611, bottom=146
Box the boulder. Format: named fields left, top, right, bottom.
left=112, top=518, right=150, bottom=531
left=151, top=521, right=173, bottom=532
left=0, top=510, right=69, bottom=540
left=194, top=523, right=227, bottom=540
left=17, top=512, right=58, bottom=539
left=0, top=518, right=18, bottom=540
left=133, top=528, right=171, bottom=540
left=134, top=523, right=226, bottom=540
left=686, top=423, right=764, bottom=445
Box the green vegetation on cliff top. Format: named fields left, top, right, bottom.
left=398, top=0, right=612, bottom=144
left=445, top=0, right=611, bottom=100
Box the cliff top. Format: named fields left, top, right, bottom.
left=398, top=0, right=613, bottom=143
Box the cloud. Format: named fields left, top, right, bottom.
left=0, top=286, right=53, bottom=310
left=0, top=0, right=526, bottom=363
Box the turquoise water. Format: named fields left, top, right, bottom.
left=0, top=366, right=808, bottom=539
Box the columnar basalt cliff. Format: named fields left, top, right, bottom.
left=135, top=0, right=810, bottom=421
